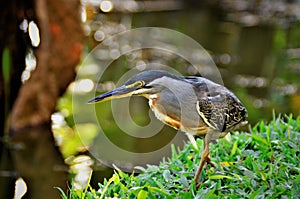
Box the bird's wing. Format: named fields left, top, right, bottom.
left=184, top=76, right=247, bottom=132
left=196, top=93, right=247, bottom=132
left=196, top=94, right=226, bottom=132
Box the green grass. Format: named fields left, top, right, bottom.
left=60, top=115, right=300, bottom=198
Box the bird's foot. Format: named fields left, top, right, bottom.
left=206, top=157, right=216, bottom=168
left=191, top=158, right=215, bottom=190
left=186, top=180, right=204, bottom=192
left=196, top=181, right=204, bottom=189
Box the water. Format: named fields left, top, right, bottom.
left=81, top=2, right=300, bottom=124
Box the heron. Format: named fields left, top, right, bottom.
left=88, top=70, right=248, bottom=185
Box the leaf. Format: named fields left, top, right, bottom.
left=100, top=174, right=118, bottom=199
left=147, top=165, right=159, bottom=172
left=135, top=166, right=147, bottom=172
left=55, top=187, right=68, bottom=199
left=257, top=170, right=267, bottom=181
left=83, top=171, right=93, bottom=197
left=137, top=189, right=148, bottom=199
left=171, top=144, right=177, bottom=159
left=163, top=170, right=171, bottom=182
left=259, top=120, right=266, bottom=133
left=243, top=169, right=258, bottom=179
left=249, top=187, right=261, bottom=199
left=180, top=175, right=189, bottom=188
left=220, top=161, right=234, bottom=167
left=266, top=124, right=271, bottom=144
left=148, top=186, right=169, bottom=196
left=209, top=175, right=234, bottom=180
left=230, top=140, right=238, bottom=156
left=251, top=134, right=268, bottom=147
left=113, top=174, right=120, bottom=185
left=249, top=186, right=267, bottom=199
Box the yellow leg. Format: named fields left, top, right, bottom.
left=194, top=134, right=212, bottom=184
left=206, top=156, right=216, bottom=167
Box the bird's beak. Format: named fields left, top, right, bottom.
left=88, top=85, right=136, bottom=104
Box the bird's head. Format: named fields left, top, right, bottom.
left=88, top=70, right=179, bottom=103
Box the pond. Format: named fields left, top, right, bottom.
left=80, top=0, right=300, bottom=122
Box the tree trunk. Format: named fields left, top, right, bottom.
left=0, top=0, right=84, bottom=198
left=10, top=0, right=83, bottom=131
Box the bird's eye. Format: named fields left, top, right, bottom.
left=127, top=81, right=145, bottom=88
left=137, top=81, right=145, bottom=87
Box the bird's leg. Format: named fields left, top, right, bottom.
left=206, top=153, right=217, bottom=168
left=203, top=139, right=216, bottom=168
left=194, top=134, right=211, bottom=184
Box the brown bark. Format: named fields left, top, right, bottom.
left=10, top=0, right=84, bottom=131
left=0, top=0, right=84, bottom=198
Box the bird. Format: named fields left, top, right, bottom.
left=88, top=69, right=248, bottom=185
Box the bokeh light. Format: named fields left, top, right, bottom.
left=100, top=0, right=113, bottom=12
left=21, top=50, right=37, bottom=82
left=14, top=178, right=27, bottom=199
left=28, top=21, right=40, bottom=47
left=69, top=79, right=95, bottom=93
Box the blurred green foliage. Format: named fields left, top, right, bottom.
left=287, top=22, right=300, bottom=47
left=53, top=123, right=98, bottom=158
left=2, top=48, right=10, bottom=84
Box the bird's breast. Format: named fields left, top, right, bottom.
left=148, top=94, right=207, bottom=136
left=148, top=94, right=180, bottom=129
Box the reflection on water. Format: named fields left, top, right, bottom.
left=1, top=125, right=68, bottom=199
left=14, top=178, right=27, bottom=199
